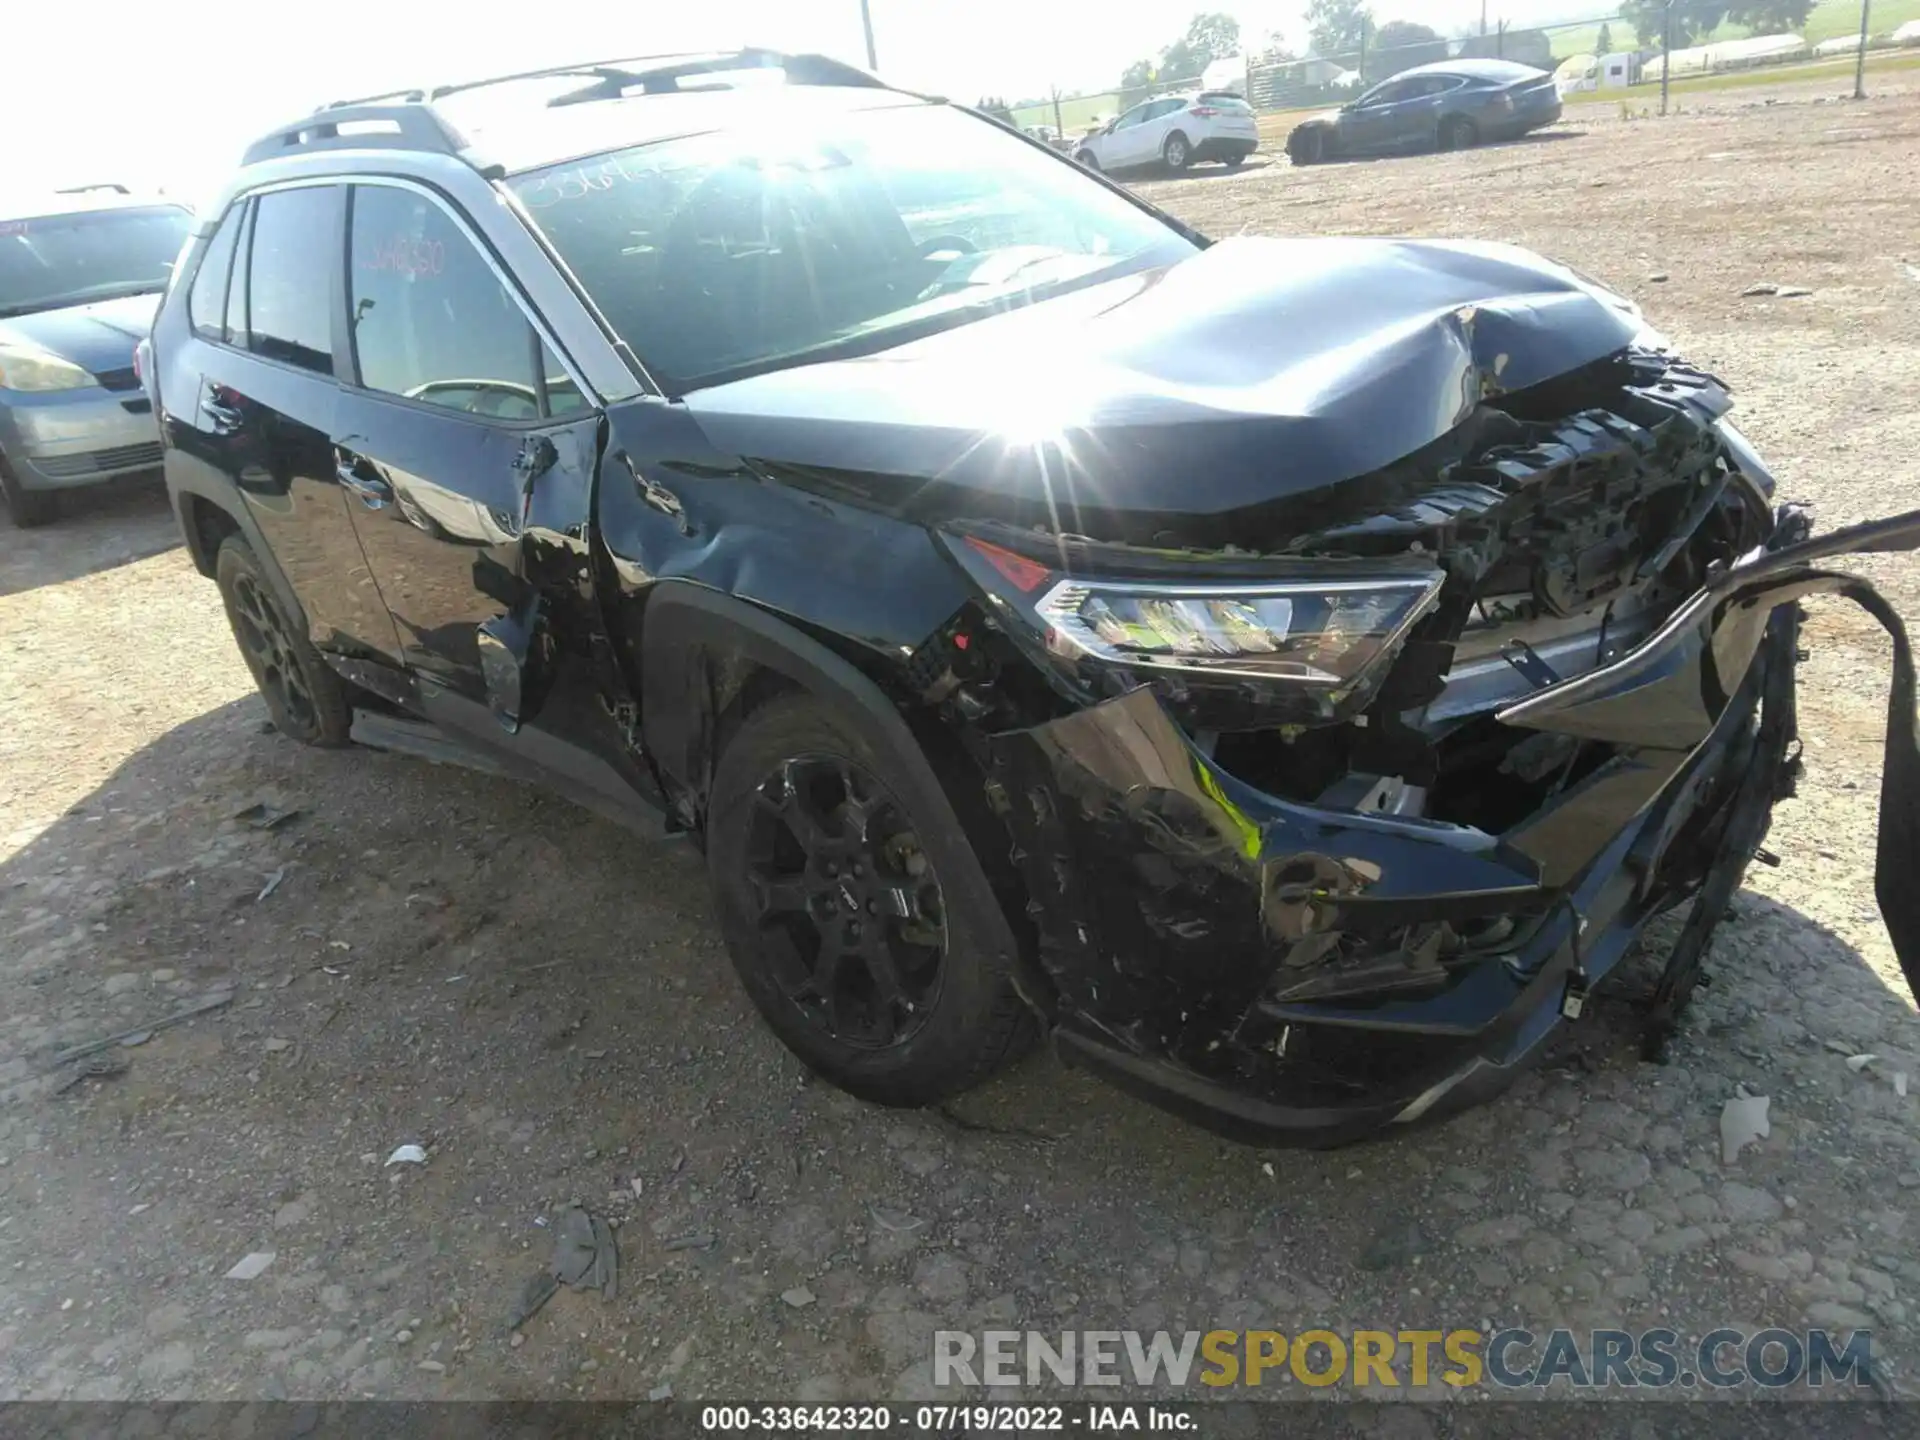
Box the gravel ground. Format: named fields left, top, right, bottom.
left=2, top=74, right=1918, bottom=1417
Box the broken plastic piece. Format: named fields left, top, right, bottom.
left=225, top=1250, right=276, bottom=1281
left=1720, top=1093, right=1771, bottom=1164
left=386, top=1144, right=428, bottom=1166
left=1845, top=1053, right=1878, bottom=1073
left=506, top=1206, right=620, bottom=1331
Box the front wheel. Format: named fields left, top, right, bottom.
left=1224, top=151, right=1247, bottom=168
left=706, top=694, right=1032, bottom=1107
left=0, top=459, right=57, bottom=529
left=1075, top=149, right=1100, bottom=172
left=214, top=535, right=353, bottom=746
left=1162, top=131, right=1192, bottom=171
left=1289, top=127, right=1325, bottom=166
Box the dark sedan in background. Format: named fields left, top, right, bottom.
left=1287, top=59, right=1564, bottom=165
left=1, top=191, right=190, bottom=527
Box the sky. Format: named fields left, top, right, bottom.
left=9, top=0, right=1593, bottom=201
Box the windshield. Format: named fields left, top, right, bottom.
left=509, top=101, right=1196, bottom=392
left=0, top=206, right=192, bottom=317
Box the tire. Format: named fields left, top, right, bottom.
left=1162, top=131, right=1192, bottom=171
left=1224, top=151, right=1247, bottom=168
left=1289, top=127, right=1325, bottom=166
left=1075, top=149, right=1100, bottom=172
left=706, top=693, right=1032, bottom=1108
left=1441, top=115, right=1480, bottom=151
left=214, top=535, right=353, bottom=746
left=0, top=458, right=58, bottom=529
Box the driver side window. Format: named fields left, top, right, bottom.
left=1113, top=105, right=1148, bottom=130
left=347, top=184, right=555, bottom=421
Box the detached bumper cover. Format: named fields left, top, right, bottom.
left=987, top=508, right=1920, bottom=1146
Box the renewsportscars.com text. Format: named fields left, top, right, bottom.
left=932, top=1327, right=1875, bottom=1390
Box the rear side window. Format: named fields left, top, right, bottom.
left=187, top=203, right=244, bottom=341
left=348, top=185, right=546, bottom=420
left=247, top=186, right=340, bottom=375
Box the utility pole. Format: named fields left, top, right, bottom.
left=859, top=0, right=878, bottom=70
left=1854, top=0, right=1872, bottom=99
left=1480, top=0, right=1488, bottom=37
left=1661, top=0, right=1673, bottom=116
left=1052, top=85, right=1064, bottom=139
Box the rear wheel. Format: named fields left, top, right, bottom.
left=1224, top=151, right=1247, bottom=168
left=706, top=693, right=1032, bottom=1107
left=1075, top=149, right=1100, bottom=171
left=0, top=459, right=57, bottom=529
left=1441, top=115, right=1480, bottom=151
left=1162, top=131, right=1192, bottom=171
left=214, top=535, right=353, bottom=746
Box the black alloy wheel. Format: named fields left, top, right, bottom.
left=706, top=693, right=1033, bottom=1107
left=743, top=753, right=946, bottom=1049
left=214, top=535, right=353, bottom=745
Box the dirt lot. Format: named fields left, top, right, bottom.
left=3, top=73, right=1919, bottom=1416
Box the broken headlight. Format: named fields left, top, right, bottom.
left=1035, top=574, right=1441, bottom=684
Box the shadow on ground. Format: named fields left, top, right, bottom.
left=3, top=683, right=1917, bottom=1403
left=0, top=476, right=178, bottom=599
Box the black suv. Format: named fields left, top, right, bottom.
left=151, top=50, right=1920, bottom=1147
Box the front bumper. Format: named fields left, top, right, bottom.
left=988, top=507, right=1920, bottom=1147
left=0, top=385, right=163, bottom=490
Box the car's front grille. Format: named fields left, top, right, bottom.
left=93, top=366, right=142, bottom=392
left=33, top=441, right=163, bottom=478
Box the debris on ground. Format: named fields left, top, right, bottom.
left=1741, top=281, right=1813, bottom=297
left=1845, top=1053, right=1878, bottom=1072
left=52, top=1053, right=127, bottom=1095
left=648, top=1383, right=673, bottom=1402
left=506, top=1206, right=619, bottom=1331
left=660, top=1232, right=716, bottom=1252
left=1897, top=1072, right=1910, bottom=1098
left=49, top=990, right=234, bottom=1069
left=232, top=800, right=303, bottom=831
left=869, top=1206, right=922, bottom=1234
left=1721, top=1092, right=1772, bottom=1164
left=224, top=1251, right=276, bottom=1281
left=256, top=866, right=287, bottom=903
left=781, top=1286, right=816, bottom=1308
left=385, top=1144, right=428, bottom=1166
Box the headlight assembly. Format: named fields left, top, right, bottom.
left=1034, top=573, right=1442, bottom=685
left=944, top=531, right=1445, bottom=718
left=0, top=344, right=95, bottom=393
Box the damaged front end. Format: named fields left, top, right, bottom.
left=922, top=347, right=1920, bottom=1146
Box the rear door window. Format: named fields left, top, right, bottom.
left=188, top=202, right=245, bottom=342
left=347, top=184, right=545, bottom=419
left=246, top=186, right=341, bottom=375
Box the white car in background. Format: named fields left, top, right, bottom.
left=1073, top=90, right=1259, bottom=173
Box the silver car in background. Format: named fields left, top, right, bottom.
left=0, top=190, right=191, bottom=527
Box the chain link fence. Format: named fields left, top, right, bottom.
left=1010, top=3, right=1899, bottom=145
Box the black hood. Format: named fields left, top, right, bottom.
left=680, top=236, right=1646, bottom=526
left=0, top=292, right=158, bottom=377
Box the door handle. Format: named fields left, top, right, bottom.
left=334, top=459, right=394, bottom=508
left=201, top=396, right=244, bottom=435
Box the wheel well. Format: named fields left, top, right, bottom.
left=181, top=494, right=242, bottom=577
left=1165, top=128, right=1190, bottom=148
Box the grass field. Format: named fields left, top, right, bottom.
left=1547, top=0, right=1920, bottom=58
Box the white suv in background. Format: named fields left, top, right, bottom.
left=1073, top=90, right=1259, bottom=173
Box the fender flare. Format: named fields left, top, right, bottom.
left=638, top=582, right=942, bottom=828
left=168, top=477, right=308, bottom=643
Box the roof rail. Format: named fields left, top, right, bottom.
left=54, top=183, right=131, bottom=195
left=319, top=47, right=888, bottom=115
left=241, top=104, right=474, bottom=168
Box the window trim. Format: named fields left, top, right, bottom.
left=228, top=181, right=348, bottom=379
left=341, top=175, right=597, bottom=427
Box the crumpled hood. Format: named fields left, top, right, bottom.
left=681, top=235, right=1645, bottom=524
left=0, top=292, right=159, bottom=377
